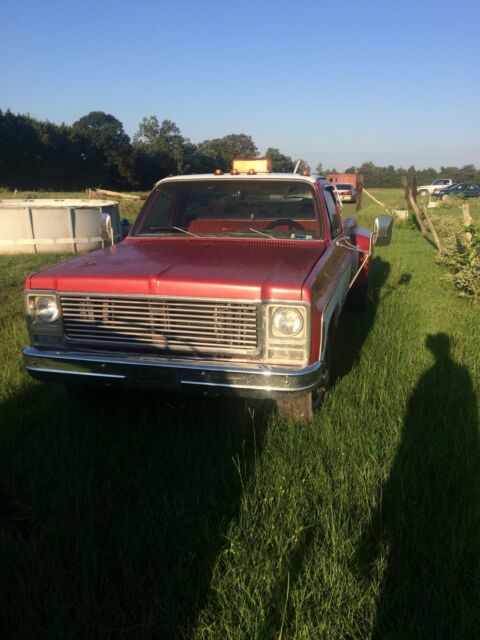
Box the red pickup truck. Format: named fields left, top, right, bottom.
left=23, top=164, right=392, bottom=421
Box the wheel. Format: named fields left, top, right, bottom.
left=276, top=326, right=334, bottom=422
left=418, top=189, right=429, bottom=197
left=276, top=387, right=326, bottom=422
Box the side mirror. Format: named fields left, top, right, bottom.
left=373, top=215, right=393, bottom=246
left=99, top=212, right=114, bottom=245
left=343, top=216, right=356, bottom=236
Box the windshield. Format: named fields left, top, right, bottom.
left=134, top=179, right=323, bottom=240
left=336, top=184, right=353, bottom=190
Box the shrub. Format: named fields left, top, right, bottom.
left=437, top=223, right=479, bottom=302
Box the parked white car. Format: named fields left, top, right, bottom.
left=417, top=179, right=453, bottom=196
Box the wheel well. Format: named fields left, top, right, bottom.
left=322, top=312, right=338, bottom=360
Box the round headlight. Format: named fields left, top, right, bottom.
left=35, top=296, right=59, bottom=322
left=272, top=307, right=304, bottom=337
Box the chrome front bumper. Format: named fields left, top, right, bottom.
left=23, top=347, right=325, bottom=398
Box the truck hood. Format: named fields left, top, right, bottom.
left=28, top=238, right=326, bottom=301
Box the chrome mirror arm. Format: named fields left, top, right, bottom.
left=335, top=236, right=364, bottom=253
left=335, top=235, right=374, bottom=291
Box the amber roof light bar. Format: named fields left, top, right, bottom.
left=231, top=158, right=272, bottom=174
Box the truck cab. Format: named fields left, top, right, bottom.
left=417, top=178, right=453, bottom=196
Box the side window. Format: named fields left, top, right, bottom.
left=323, top=187, right=342, bottom=237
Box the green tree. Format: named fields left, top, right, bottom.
left=315, top=163, right=337, bottom=176
left=265, top=148, right=294, bottom=172
left=133, top=115, right=161, bottom=146
left=71, top=111, right=134, bottom=188
left=197, top=134, right=258, bottom=171
left=133, top=117, right=188, bottom=182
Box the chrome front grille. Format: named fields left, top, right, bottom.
left=60, top=295, right=259, bottom=356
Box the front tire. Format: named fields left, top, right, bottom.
left=276, top=387, right=326, bottom=422
left=276, top=326, right=334, bottom=422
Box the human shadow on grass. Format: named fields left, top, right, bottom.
left=0, top=382, right=269, bottom=638
left=357, top=333, right=480, bottom=638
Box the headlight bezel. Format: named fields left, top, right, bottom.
left=24, top=291, right=64, bottom=347
left=264, top=302, right=310, bottom=366
left=24, top=290, right=62, bottom=330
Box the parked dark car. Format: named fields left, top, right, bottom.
left=434, top=182, right=480, bottom=199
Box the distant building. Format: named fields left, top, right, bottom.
left=327, top=173, right=364, bottom=188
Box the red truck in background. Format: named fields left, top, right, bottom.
left=23, top=161, right=392, bottom=421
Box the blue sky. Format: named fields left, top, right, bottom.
left=1, top=0, right=479, bottom=170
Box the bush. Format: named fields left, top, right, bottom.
left=437, top=223, right=480, bottom=302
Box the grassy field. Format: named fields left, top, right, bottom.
left=0, top=190, right=479, bottom=638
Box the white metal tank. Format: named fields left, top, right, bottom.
left=0, top=199, right=121, bottom=254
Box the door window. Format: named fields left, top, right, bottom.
left=323, top=187, right=342, bottom=237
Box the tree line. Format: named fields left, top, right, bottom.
left=1, top=109, right=478, bottom=191
left=0, top=110, right=296, bottom=191
left=335, top=161, right=480, bottom=189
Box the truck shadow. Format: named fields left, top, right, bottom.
left=0, top=381, right=269, bottom=637
left=333, top=256, right=403, bottom=383
left=357, top=333, right=480, bottom=637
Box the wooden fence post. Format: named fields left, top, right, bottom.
left=401, top=176, right=428, bottom=236
left=402, top=175, right=410, bottom=209
left=412, top=175, right=417, bottom=203
left=422, top=206, right=443, bottom=251
left=462, top=203, right=472, bottom=226
left=355, top=174, right=363, bottom=212
left=462, top=203, right=473, bottom=243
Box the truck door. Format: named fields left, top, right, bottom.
left=322, top=185, right=355, bottom=309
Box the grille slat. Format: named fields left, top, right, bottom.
left=60, top=303, right=256, bottom=316
left=60, top=295, right=259, bottom=355
left=61, top=298, right=257, bottom=311
left=60, top=309, right=257, bottom=322
left=65, top=323, right=257, bottom=338
left=64, top=325, right=258, bottom=341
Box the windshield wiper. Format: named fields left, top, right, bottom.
left=147, top=226, right=199, bottom=237
left=248, top=227, right=276, bottom=239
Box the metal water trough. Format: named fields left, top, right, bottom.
left=0, top=199, right=122, bottom=254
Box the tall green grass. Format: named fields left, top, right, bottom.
left=0, top=191, right=479, bottom=638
